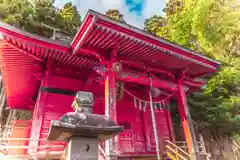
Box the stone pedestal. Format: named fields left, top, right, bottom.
left=64, top=137, right=98, bottom=160
left=106, top=154, right=118, bottom=160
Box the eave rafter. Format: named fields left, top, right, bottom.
left=93, top=12, right=219, bottom=70
left=6, top=42, right=44, bottom=62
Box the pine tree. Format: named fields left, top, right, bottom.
left=0, top=0, right=81, bottom=37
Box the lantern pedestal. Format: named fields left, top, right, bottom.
left=63, top=137, right=98, bottom=160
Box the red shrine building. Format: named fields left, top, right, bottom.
left=0, top=10, right=220, bottom=160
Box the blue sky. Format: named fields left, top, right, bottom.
left=54, top=0, right=166, bottom=28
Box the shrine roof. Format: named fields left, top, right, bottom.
left=81, top=10, right=220, bottom=67
left=0, top=10, right=221, bottom=109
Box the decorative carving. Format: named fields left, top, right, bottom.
left=112, top=62, right=122, bottom=72
left=93, top=65, right=107, bottom=74
left=116, top=82, right=124, bottom=100
left=118, top=70, right=140, bottom=79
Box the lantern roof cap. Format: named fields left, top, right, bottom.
left=47, top=91, right=123, bottom=141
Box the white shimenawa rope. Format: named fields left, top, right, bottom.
left=149, top=77, right=161, bottom=160
left=116, top=83, right=173, bottom=104
left=116, top=82, right=174, bottom=158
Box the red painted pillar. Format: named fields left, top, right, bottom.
left=28, top=60, right=53, bottom=154
left=176, top=78, right=199, bottom=160
left=105, top=49, right=118, bottom=159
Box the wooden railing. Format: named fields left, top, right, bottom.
left=165, top=140, right=213, bottom=160
left=232, top=140, right=240, bottom=160
left=0, top=123, right=108, bottom=160
left=98, top=146, right=107, bottom=160
left=0, top=121, right=64, bottom=159
left=0, top=138, right=108, bottom=160
left=175, top=141, right=212, bottom=160
left=0, top=137, right=65, bottom=159
left=165, top=140, right=190, bottom=160
left=175, top=141, right=205, bottom=153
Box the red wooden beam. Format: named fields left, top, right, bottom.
left=104, top=49, right=118, bottom=157
left=117, top=73, right=176, bottom=91
left=77, top=46, right=176, bottom=80
left=95, top=66, right=205, bottom=92
left=183, top=79, right=205, bottom=88
left=76, top=46, right=205, bottom=90
left=78, top=46, right=106, bottom=64
left=77, top=46, right=205, bottom=89
left=119, top=59, right=205, bottom=88
left=177, top=80, right=194, bottom=153
left=95, top=67, right=177, bottom=91
left=176, top=73, right=200, bottom=160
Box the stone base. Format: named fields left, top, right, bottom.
left=63, top=137, right=99, bottom=160
left=106, top=154, right=118, bottom=160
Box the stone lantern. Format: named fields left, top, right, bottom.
left=47, top=91, right=123, bottom=160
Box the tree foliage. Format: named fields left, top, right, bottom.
left=56, top=2, right=81, bottom=35
left=144, top=0, right=240, bottom=139
left=105, top=9, right=126, bottom=23
left=0, top=0, right=81, bottom=37
left=144, top=15, right=168, bottom=37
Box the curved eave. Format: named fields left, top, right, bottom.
left=0, top=21, right=70, bottom=52
left=88, top=10, right=221, bottom=68
left=72, top=10, right=221, bottom=78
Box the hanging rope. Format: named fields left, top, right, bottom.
left=149, top=77, right=161, bottom=160
left=116, top=83, right=174, bottom=104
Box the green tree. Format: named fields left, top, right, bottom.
left=144, top=0, right=240, bottom=158
left=56, top=2, right=81, bottom=35
left=163, top=0, right=184, bottom=16
left=0, top=0, right=81, bottom=37
left=105, top=9, right=125, bottom=23
left=144, top=15, right=168, bottom=38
